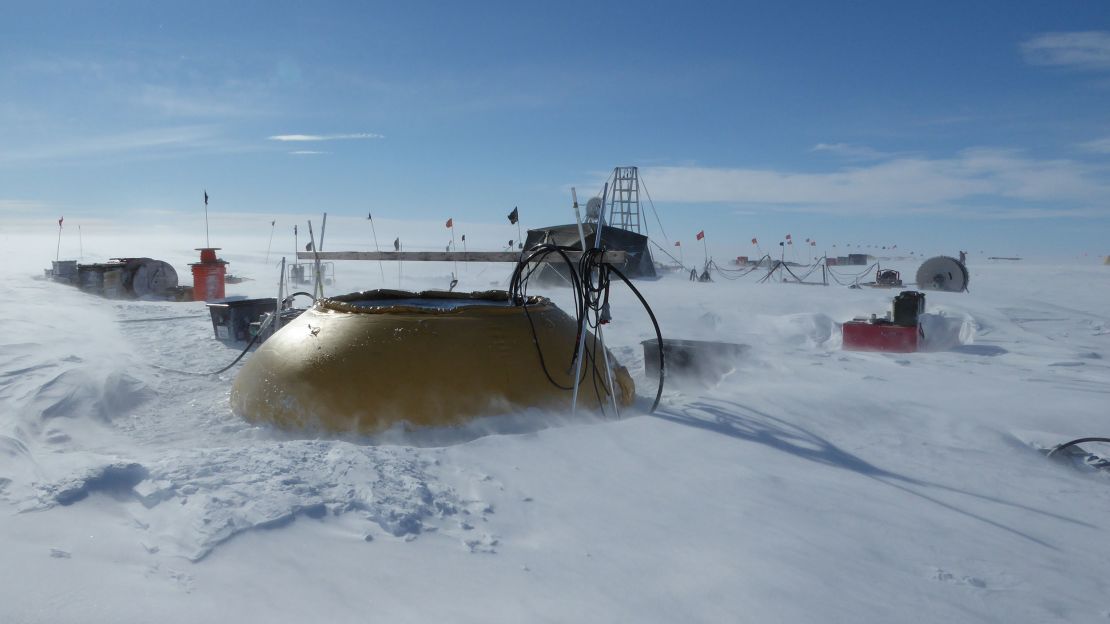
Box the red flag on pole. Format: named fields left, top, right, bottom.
left=445, top=218, right=453, bottom=228
left=751, top=237, right=758, bottom=245
left=785, top=234, right=792, bottom=240
left=674, top=241, right=681, bottom=247
left=696, top=230, right=705, bottom=241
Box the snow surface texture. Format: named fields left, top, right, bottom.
left=1, top=235, right=1109, bottom=623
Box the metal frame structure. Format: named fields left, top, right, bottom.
left=606, top=166, right=642, bottom=234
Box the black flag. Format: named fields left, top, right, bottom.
left=508, top=239, right=514, bottom=248
left=779, top=241, right=784, bottom=247
left=508, top=207, right=519, bottom=224
left=305, top=242, right=314, bottom=251
left=204, top=191, right=208, bottom=206
left=461, top=234, right=466, bottom=242
left=393, top=237, right=400, bottom=251
left=294, top=225, right=298, bottom=236
left=367, top=212, right=372, bottom=220
left=271, top=220, right=275, bottom=226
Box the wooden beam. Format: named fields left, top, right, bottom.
left=295, top=250, right=628, bottom=263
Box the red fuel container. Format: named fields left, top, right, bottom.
left=842, top=320, right=920, bottom=353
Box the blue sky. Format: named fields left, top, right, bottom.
left=2, top=1, right=1109, bottom=258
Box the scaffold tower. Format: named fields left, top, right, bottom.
left=606, top=166, right=642, bottom=234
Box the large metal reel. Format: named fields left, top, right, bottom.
left=130, top=259, right=179, bottom=297
left=915, top=256, right=969, bottom=292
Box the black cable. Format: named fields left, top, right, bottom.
left=511, top=244, right=588, bottom=390
left=511, top=243, right=664, bottom=414
left=705, top=258, right=767, bottom=281
left=608, top=266, right=664, bottom=414
left=150, top=292, right=316, bottom=377
left=1047, top=437, right=1110, bottom=458
left=284, top=291, right=315, bottom=307
left=152, top=313, right=274, bottom=376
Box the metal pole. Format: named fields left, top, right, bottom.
left=590, top=190, right=621, bottom=417
left=265, top=221, right=275, bottom=265
left=571, top=188, right=587, bottom=253
left=319, top=212, right=328, bottom=290
left=569, top=188, right=589, bottom=416
left=308, top=221, right=323, bottom=300
left=450, top=224, right=457, bottom=279
left=368, top=213, right=385, bottom=282
left=571, top=183, right=619, bottom=417
left=55, top=220, right=62, bottom=262
left=275, top=257, right=286, bottom=333
left=78, top=225, right=83, bottom=261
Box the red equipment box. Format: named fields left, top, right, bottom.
left=842, top=320, right=920, bottom=353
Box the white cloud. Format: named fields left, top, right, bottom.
left=136, top=85, right=251, bottom=118
left=0, top=198, right=49, bottom=213
left=637, top=149, right=1110, bottom=219
left=289, top=150, right=329, bottom=155
left=0, top=126, right=241, bottom=164
left=268, top=133, right=384, bottom=142
left=1080, top=137, right=1110, bottom=153
left=1022, top=31, right=1110, bottom=70
left=811, top=143, right=890, bottom=161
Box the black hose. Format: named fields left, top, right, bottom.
left=609, top=266, right=665, bottom=414
left=152, top=313, right=274, bottom=376
left=284, top=291, right=315, bottom=307
left=1047, top=437, right=1110, bottom=458
left=509, top=243, right=664, bottom=414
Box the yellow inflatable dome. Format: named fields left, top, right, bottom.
left=231, top=289, right=635, bottom=433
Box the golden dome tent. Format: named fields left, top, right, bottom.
left=231, top=289, right=635, bottom=434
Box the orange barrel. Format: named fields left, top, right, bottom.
left=191, top=263, right=227, bottom=301
left=190, top=248, right=227, bottom=301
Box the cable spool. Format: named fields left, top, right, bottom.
left=127, top=258, right=179, bottom=297
left=915, top=256, right=969, bottom=292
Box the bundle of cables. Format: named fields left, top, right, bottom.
left=508, top=243, right=664, bottom=414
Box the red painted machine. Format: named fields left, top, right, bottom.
left=842, top=291, right=925, bottom=353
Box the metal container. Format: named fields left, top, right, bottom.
left=207, top=297, right=278, bottom=342
left=642, top=338, right=748, bottom=384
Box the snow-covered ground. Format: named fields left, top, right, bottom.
left=2, top=234, right=1109, bottom=623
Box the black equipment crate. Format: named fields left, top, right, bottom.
left=892, top=290, right=925, bottom=327
left=207, top=298, right=277, bottom=342
left=642, top=338, right=748, bottom=383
